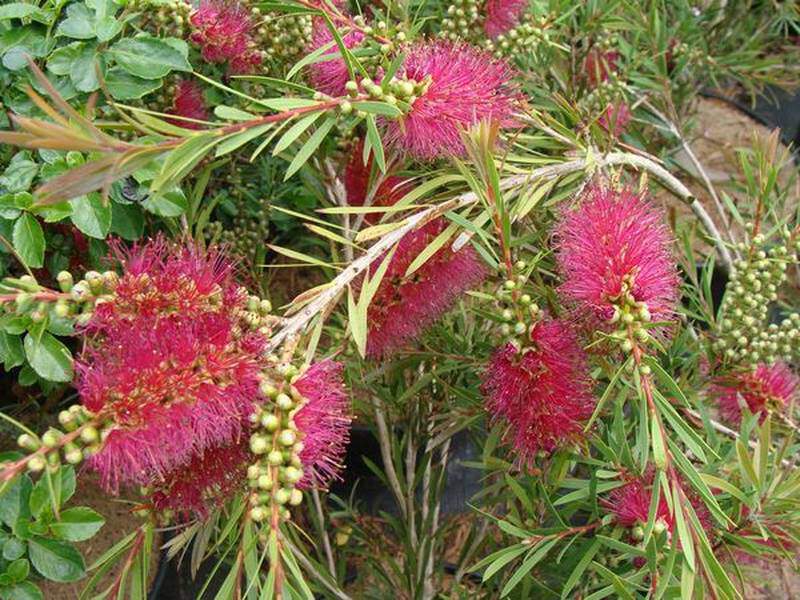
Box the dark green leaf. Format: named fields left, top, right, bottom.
left=49, top=508, right=104, bottom=542
left=3, top=537, right=26, bottom=561
left=27, top=537, right=85, bottom=582
left=69, top=44, right=101, bottom=93
left=56, top=4, right=95, bottom=39
left=105, top=68, right=161, bottom=100
left=69, top=194, right=111, bottom=239
left=1, top=580, right=43, bottom=600
left=109, top=35, right=190, bottom=79
left=110, top=202, right=144, bottom=240
left=0, top=152, right=38, bottom=194
left=23, top=332, right=73, bottom=383
left=12, top=214, right=45, bottom=268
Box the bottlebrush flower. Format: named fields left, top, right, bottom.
left=583, top=48, right=620, bottom=87
left=365, top=218, right=487, bottom=357
left=307, top=20, right=365, bottom=96
left=598, top=102, right=631, bottom=137
left=77, top=238, right=267, bottom=496
left=78, top=316, right=264, bottom=493
left=190, top=0, right=261, bottom=73
left=150, top=439, right=250, bottom=517
left=343, top=138, right=412, bottom=224
left=482, top=317, right=595, bottom=462
left=383, top=41, right=520, bottom=160
left=293, top=360, right=352, bottom=488
left=713, top=362, right=799, bottom=424
left=168, top=80, right=209, bottom=130
left=484, top=0, right=529, bottom=38
left=602, top=477, right=673, bottom=530
left=555, top=186, right=680, bottom=326
left=90, top=236, right=240, bottom=330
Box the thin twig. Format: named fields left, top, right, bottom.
left=311, top=485, right=336, bottom=575
left=370, top=395, right=407, bottom=518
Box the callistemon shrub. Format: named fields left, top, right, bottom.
left=1, top=3, right=800, bottom=598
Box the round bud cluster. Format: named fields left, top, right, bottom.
left=247, top=364, right=307, bottom=523
left=60, top=269, right=119, bottom=326
left=229, top=288, right=274, bottom=340
left=127, top=0, right=192, bottom=39
left=339, top=75, right=429, bottom=118
left=493, top=260, right=542, bottom=345
left=713, top=229, right=799, bottom=367
left=483, top=16, right=554, bottom=59
left=669, top=41, right=713, bottom=69
left=604, top=274, right=655, bottom=360
left=218, top=196, right=270, bottom=260
left=251, top=7, right=313, bottom=69
left=14, top=405, right=101, bottom=474
left=356, top=17, right=407, bottom=56
left=441, top=0, right=482, bottom=41
left=0, top=272, right=100, bottom=327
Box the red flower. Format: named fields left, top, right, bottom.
left=168, top=80, right=209, bottom=130
left=598, top=102, right=631, bottom=137
left=307, top=19, right=365, bottom=96
left=293, top=360, right=352, bottom=488
left=482, top=317, right=595, bottom=462
left=78, top=239, right=267, bottom=504
left=555, top=186, right=680, bottom=327
left=365, top=218, right=487, bottom=357
left=603, top=477, right=673, bottom=530
left=583, top=49, right=620, bottom=87
left=150, top=438, right=250, bottom=517
left=713, top=362, right=799, bottom=424
left=484, top=0, right=529, bottom=39
left=343, top=138, right=412, bottom=225
left=383, top=41, right=520, bottom=160
left=190, top=0, right=261, bottom=73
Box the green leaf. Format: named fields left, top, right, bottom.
left=6, top=558, right=30, bottom=582
left=69, top=194, right=111, bottom=239
left=351, top=101, right=403, bottom=118
left=56, top=4, right=96, bottom=39
left=3, top=537, right=26, bottom=561
left=143, top=189, right=188, bottom=217
left=109, top=35, right=190, bottom=79
left=50, top=508, right=105, bottom=542
left=561, top=538, right=601, bottom=599
left=501, top=539, right=558, bottom=597
left=69, top=43, right=100, bottom=92
left=27, top=537, right=85, bottom=582
left=110, top=202, right=144, bottom=240
left=46, top=43, right=82, bottom=76
left=23, top=332, right=73, bottom=383
left=272, top=112, right=323, bottom=156
left=12, top=214, right=45, bottom=268
left=0, top=476, right=31, bottom=529
left=0, top=4, right=40, bottom=20
left=94, top=15, right=121, bottom=42
left=284, top=115, right=337, bottom=180
left=105, top=67, right=161, bottom=100
left=0, top=331, right=25, bottom=369
left=2, top=580, right=43, bottom=600
left=0, top=152, right=38, bottom=193
left=475, top=544, right=528, bottom=581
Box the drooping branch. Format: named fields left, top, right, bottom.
left=268, top=151, right=732, bottom=350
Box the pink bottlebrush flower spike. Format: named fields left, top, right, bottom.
left=169, top=80, right=210, bottom=130
left=583, top=48, right=620, bottom=88
left=343, top=138, right=412, bottom=224
left=713, top=362, right=799, bottom=424
left=78, top=238, right=267, bottom=504
left=482, top=317, right=595, bottom=462
left=555, top=186, right=680, bottom=327
left=307, top=19, right=365, bottom=96
left=150, top=439, right=251, bottom=518
left=366, top=218, right=487, bottom=357
left=383, top=41, right=520, bottom=160
left=190, top=0, right=261, bottom=73
left=602, top=477, right=673, bottom=531
left=293, top=360, right=352, bottom=488
left=484, top=0, right=529, bottom=39
left=598, top=102, right=631, bottom=137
